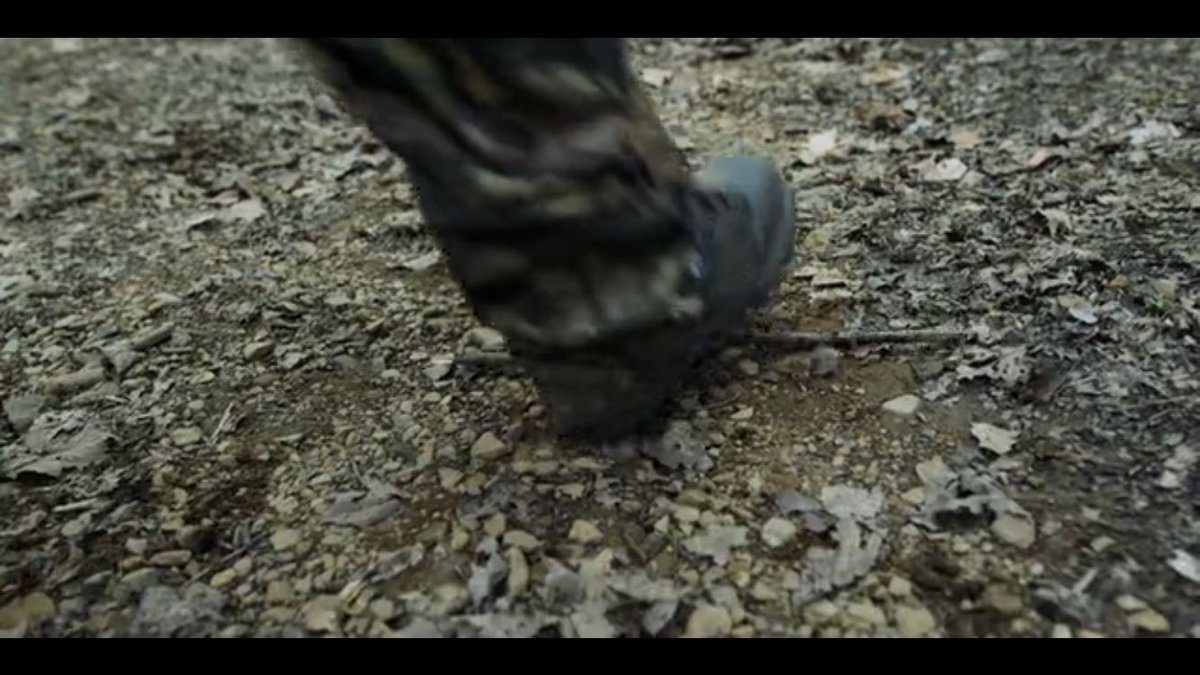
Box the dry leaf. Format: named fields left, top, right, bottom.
left=971, top=422, right=1018, bottom=455
left=949, top=129, right=982, bottom=149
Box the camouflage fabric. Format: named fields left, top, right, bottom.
left=293, top=38, right=716, bottom=438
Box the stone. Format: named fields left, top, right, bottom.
left=466, top=327, right=506, bottom=351
left=990, top=513, right=1036, bottom=549
left=1051, top=623, right=1072, bottom=638
left=888, top=576, right=913, bottom=598
left=1115, top=594, right=1148, bottom=612
left=303, top=595, right=342, bottom=633
left=502, top=530, right=541, bottom=551
left=845, top=600, right=886, bottom=626
left=4, top=394, right=46, bottom=433
left=881, top=394, right=921, bottom=416
left=369, top=598, right=396, bottom=621
left=673, top=505, right=701, bottom=523
left=761, top=517, right=797, bottom=548
left=482, top=513, right=507, bottom=538
left=470, top=432, right=509, bottom=460
left=1127, top=609, right=1169, bottom=633
left=803, top=600, right=840, bottom=624
left=569, top=519, right=604, bottom=544
left=243, top=341, right=275, bottom=361
left=266, top=580, right=294, bottom=605
left=684, top=604, right=732, bottom=638
left=894, top=604, right=936, bottom=637
left=982, top=584, right=1024, bottom=616
left=270, top=528, right=301, bottom=552
left=209, top=569, right=238, bottom=589
left=170, top=427, right=203, bottom=446
left=150, top=549, right=193, bottom=567
left=507, top=548, right=530, bottom=597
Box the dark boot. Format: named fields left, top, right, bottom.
left=526, top=155, right=796, bottom=439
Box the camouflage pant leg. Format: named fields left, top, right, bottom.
left=292, top=39, right=709, bottom=437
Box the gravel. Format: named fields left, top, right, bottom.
left=2, top=36, right=1195, bottom=639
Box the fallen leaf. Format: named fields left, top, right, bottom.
left=1167, top=549, right=1200, bottom=583
left=949, top=129, right=982, bottom=149
left=921, top=157, right=968, bottom=182
left=971, top=422, right=1019, bottom=455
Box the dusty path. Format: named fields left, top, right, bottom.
left=1, top=38, right=1197, bottom=637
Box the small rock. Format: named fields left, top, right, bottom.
left=243, top=341, right=275, bottom=362
left=303, top=595, right=342, bottom=633
left=971, top=422, right=1018, bottom=455
left=1090, top=536, right=1115, bottom=554
left=1127, top=609, right=1169, bottom=633
left=470, top=432, right=509, bottom=460
left=990, top=513, right=1036, bottom=549
left=507, top=548, right=530, bottom=597
left=544, top=563, right=586, bottom=605
left=170, top=427, right=203, bottom=446
left=209, top=569, right=238, bottom=589
left=270, top=528, right=301, bottom=552
left=737, top=359, right=760, bottom=376
left=425, top=357, right=454, bottom=381
left=894, top=604, right=937, bottom=638
left=888, top=576, right=913, bottom=598
left=760, top=517, right=797, bottom=548
left=673, top=505, right=701, bottom=523
left=1115, top=594, right=1148, bottom=612
left=482, top=513, right=507, bottom=538
left=390, top=617, right=443, bottom=638
left=809, top=345, right=841, bottom=377
left=118, top=568, right=162, bottom=596
left=881, top=394, right=921, bottom=416
left=0, top=591, right=56, bottom=635
left=4, top=394, right=46, bottom=433
left=569, top=519, right=604, bottom=545
left=982, top=584, right=1024, bottom=616
left=845, top=600, right=886, bottom=626
left=730, top=406, right=755, bottom=421
left=266, top=580, right=294, bottom=605
left=684, top=604, right=732, bottom=638
left=1051, top=623, right=1072, bottom=638
left=803, top=600, right=840, bottom=624
left=369, top=598, right=396, bottom=621
left=466, top=327, right=506, bottom=351
left=150, top=549, right=193, bottom=567
left=643, top=600, right=679, bottom=636
left=502, top=530, right=540, bottom=551
left=132, top=584, right=225, bottom=637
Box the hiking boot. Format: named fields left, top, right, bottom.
left=526, top=155, right=796, bottom=439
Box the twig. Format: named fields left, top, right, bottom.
left=187, top=532, right=268, bottom=584
left=749, top=328, right=974, bottom=350
left=208, top=401, right=236, bottom=448
left=456, top=329, right=973, bottom=370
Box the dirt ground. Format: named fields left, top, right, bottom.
left=1, top=38, right=1197, bottom=638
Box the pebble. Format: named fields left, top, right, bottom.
left=894, top=604, right=937, bottom=637
left=150, top=549, right=193, bottom=567
left=1051, top=623, right=1072, bottom=638
left=424, top=357, right=454, bottom=381
left=881, top=394, right=921, bottom=416
left=737, top=359, right=760, bottom=376
left=0, top=591, right=56, bottom=634
left=845, top=600, right=887, bottom=626
left=1115, top=594, right=1148, bottom=612
left=482, top=513, right=507, bottom=538
left=990, top=513, right=1036, bottom=549
left=449, top=528, right=470, bottom=551
left=502, top=530, right=540, bottom=551
left=470, top=432, right=509, bottom=460
left=266, top=580, right=294, bottom=605
left=369, top=598, right=396, bottom=621
left=466, top=327, right=506, bottom=351
left=170, top=426, right=203, bottom=446
left=809, top=345, right=841, bottom=377
left=303, top=595, right=342, bottom=633
left=901, top=487, right=925, bottom=505
left=569, top=519, right=604, bottom=544
left=730, top=406, right=755, bottom=421
left=506, top=548, right=530, bottom=597
left=1090, top=535, right=1115, bottom=553
left=4, top=394, right=46, bottom=433
left=803, top=600, right=840, bottom=624
left=684, top=604, right=732, bottom=638
left=270, top=528, right=301, bottom=552
left=673, top=505, right=701, bottom=523
left=760, top=517, right=797, bottom=548
left=982, top=584, right=1024, bottom=615
left=210, top=569, right=238, bottom=589
left=1127, top=609, right=1170, bottom=633
left=888, top=576, right=913, bottom=598
left=243, top=341, right=275, bottom=361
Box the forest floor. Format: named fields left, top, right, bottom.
left=1, top=38, right=1197, bottom=637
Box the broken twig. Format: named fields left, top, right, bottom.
left=456, top=328, right=973, bottom=370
